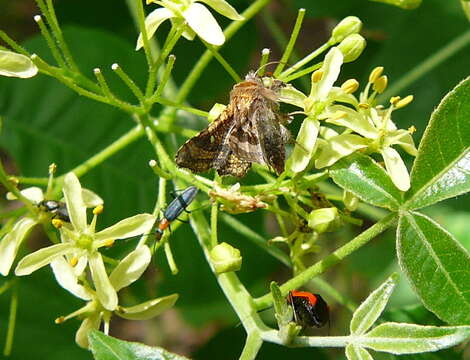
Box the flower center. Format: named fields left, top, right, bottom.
left=76, top=234, right=93, bottom=250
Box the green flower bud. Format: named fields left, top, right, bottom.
left=210, top=242, right=242, bottom=274
left=308, top=207, right=339, bottom=233
left=337, top=34, right=366, bottom=63
left=343, top=191, right=359, bottom=211
left=331, top=16, right=363, bottom=43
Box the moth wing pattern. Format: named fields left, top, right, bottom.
left=175, top=108, right=235, bottom=173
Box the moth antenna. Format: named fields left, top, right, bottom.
left=254, top=61, right=287, bottom=77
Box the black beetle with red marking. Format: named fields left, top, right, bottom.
left=287, top=290, right=329, bottom=328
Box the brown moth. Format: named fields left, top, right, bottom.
left=175, top=71, right=291, bottom=177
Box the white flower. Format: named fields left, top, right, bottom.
left=136, top=0, right=243, bottom=49
left=0, top=185, right=102, bottom=276
left=52, top=245, right=178, bottom=348
left=0, top=50, right=37, bottom=78
left=14, top=173, right=156, bottom=311
left=284, top=47, right=344, bottom=173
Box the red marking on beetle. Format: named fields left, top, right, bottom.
left=158, top=218, right=170, bottom=232
left=290, top=290, right=317, bottom=306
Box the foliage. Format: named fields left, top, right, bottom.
left=0, top=0, right=469, bottom=359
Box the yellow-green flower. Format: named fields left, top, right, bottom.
left=136, top=0, right=243, bottom=49
left=52, top=245, right=178, bottom=348
left=14, top=173, right=155, bottom=311
left=0, top=49, right=37, bottom=78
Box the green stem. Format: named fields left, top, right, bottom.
left=112, top=63, right=145, bottom=104
left=132, top=0, right=154, bottom=71
left=239, top=333, right=263, bottom=360
left=279, top=42, right=330, bottom=79
left=0, top=163, right=36, bottom=214
left=3, top=288, right=18, bottom=357
left=70, top=125, right=144, bottom=178
left=150, top=55, right=176, bottom=103
left=204, top=42, right=241, bottom=82
left=274, top=8, right=306, bottom=76
left=257, top=48, right=271, bottom=76
left=175, top=0, right=271, bottom=105
left=262, top=330, right=351, bottom=347
left=379, top=29, right=470, bottom=101
left=156, top=98, right=209, bottom=118
left=253, top=213, right=397, bottom=309
left=164, top=241, right=178, bottom=274
left=210, top=201, right=219, bottom=248
left=0, top=31, right=29, bottom=55
left=34, top=15, right=67, bottom=69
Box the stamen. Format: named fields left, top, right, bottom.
left=395, top=95, right=414, bottom=109
left=358, top=103, right=370, bottom=109
left=52, top=219, right=64, bottom=229
left=408, top=125, right=417, bottom=134
left=369, top=66, right=384, bottom=83
left=341, top=79, right=359, bottom=94
left=390, top=96, right=401, bottom=106
left=69, top=256, right=79, bottom=267
left=93, top=205, right=104, bottom=215
left=311, top=69, right=323, bottom=83
left=373, top=75, right=388, bottom=94
left=55, top=316, right=65, bottom=324
left=104, top=239, right=115, bottom=247
left=48, top=163, right=57, bottom=175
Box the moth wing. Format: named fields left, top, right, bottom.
left=175, top=108, right=235, bottom=173
left=216, top=153, right=251, bottom=177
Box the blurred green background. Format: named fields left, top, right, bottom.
left=0, top=0, right=469, bottom=359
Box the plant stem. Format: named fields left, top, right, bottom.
left=3, top=288, right=18, bottom=357
left=379, top=29, right=470, bottom=101
left=239, top=333, right=263, bottom=360
left=210, top=201, right=219, bottom=248
left=204, top=42, right=241, bottom=82
left=253, top=213, right=397, bottom=309
left=274, top=8, right=306, bottom=76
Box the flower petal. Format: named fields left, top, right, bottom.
left=136, top=7, right=174, bottom=50
left=380, top=147, right=411, bottom=191
left=183, top=3, right=225, bottom=46
left=81, top=189, right=103, bottom=208
left=109, top=245, right=151, bottom=291
left=287, top=116, right=320, bottom=173
left=198, top=0, right=244, bottom=20
left=279, top=84, right=307, bottom=108
left=94, top=214, right=156, bottom=241
left=116, top=294, right=178, bottom=320
left=6, top=187, right=44, bottom=203
left=89, top=252, right=118, bottom=311
left=0, top=50, right=38, bottom=78
left=75, top=312, right=102, bottom=349
left=63, top=173, right=87, bottom=232
left=0, top=217, right=36, bottom=276
left=51, top=257, right=93, bottom=300
left=385, top=129, right=418, bottom=156
left=315, top=134, right=368, bottom=168
left=315, top=47, right=343, bottom=101
left=324, top=105, right=378, bottom=138
left=15, top=243, right=75, bottom=276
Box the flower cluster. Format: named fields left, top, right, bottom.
left=282, top=48, right=417, bottom=191
left=0, top=172, right=177, bottom=347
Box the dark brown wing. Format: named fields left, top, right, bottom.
left=229, top=97, right=287, bottom=174
left=216, top=153, right=251, bottom=177
left=175, top=108, right=236, bottom=173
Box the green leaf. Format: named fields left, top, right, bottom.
left=88, top=330, right=190, bottom=360
left=397, top=211, right=470, bottom=324
left=405, top=77, right=470, bottom=210
left=345, top=344, right=374, bottom=360
left=359, top=323, right=470, bottom=354
left=329, top=154, right=402, bottom=210
left=350, top=273, right=398, bottom=335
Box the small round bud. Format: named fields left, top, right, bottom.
left=93, top=68, right=101, bottom=74
left=210, top=242, right=242, bottom=274
left=308, top=207, right=339, bottom=233
left=337, top=34, right=366, bottom=63
left=149, top=159, right=157, bottom=168
left=262, top=48, right=270, bottom=56
left=111, top=63, right=119, bottom=71
left=369, top=66, right=384, bottom=83
left=311, top=69, right=324, bottom=83
left=373, top=75, right=388, bottom=94
left=395, top=95, right=414, bottom=109
left=52, top=219, right=63, bottom=229
left=408, top=125, right=417, bottom=134
left=93, top=205, right=104, bottom=215
left=331, top=16, right=363, bottom=43
left=341, top=79, right=359, bottom=94
left=33, top=15, right=42, bottom=23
